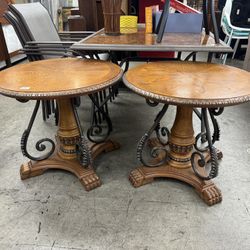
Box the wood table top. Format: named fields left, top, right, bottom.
left=72, top=24, right=232, bottom=53
left=123, top=61, right=250, bottom=107
left=0, top=58, right=123, bottom=99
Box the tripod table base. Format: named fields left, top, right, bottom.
left=129, top=165, right=222, bottom=206
left=20, top=139, right=120, bottom=191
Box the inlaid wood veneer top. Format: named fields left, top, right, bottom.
left=72, top=25, right=232, bottom=53
left=123, top=61, right=250, bottom=107
left=0, top=58, right=123, bottom=99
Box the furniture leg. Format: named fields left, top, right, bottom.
left=0, top=23, right=11, bottom=68
left=129, top=106, right=222, bottom=206
left=243, top=35, right=250, bottom=71
left=223, top=30, right=233, bottom=64
left=232, top=38, right=240, bottom=59
left=156, top=0, right=170, bottom=43
left=210, top=0, right=220, bottom=44
left=203, top=0, right=209, bottom=35
left=20, top=98, right=120, bottom=191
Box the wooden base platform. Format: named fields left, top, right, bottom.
left=21, top=139, right=120, bottom=191
left=129, top=164, right=222, bottom=206
left=129, top=106, right=223, bottom=206
left=20, top=98, right=120, bottom=191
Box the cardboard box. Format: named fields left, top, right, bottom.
left=155, top=12, right=203, bottom=33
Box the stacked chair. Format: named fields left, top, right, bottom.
left=4, top=2, right=115, bottom=131
left=4, top=2, right=100, bottom=122
left=221, top=0, right=250, bottom=64
left=5, top=3, right=94, bottom=60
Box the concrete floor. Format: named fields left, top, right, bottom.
left=0, top=60, right=250, bottom=250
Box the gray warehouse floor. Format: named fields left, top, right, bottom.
left=0, top=59, right=250, bottom=250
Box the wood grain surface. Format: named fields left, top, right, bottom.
left=123, top=61, right=250, bottom=107
left=0, top=0, right=13, bottom=24
left=0, top=58, right=123, bottom=99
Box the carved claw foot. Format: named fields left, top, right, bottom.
left=129, top=169, right=145, bottom=187
left=129, top=168, right=153, bottom=187
left=80, top=172, right=101, bottom=191
left=20, top=161, right=45, bottom=180
left=199, top=184, right=222, bottom=206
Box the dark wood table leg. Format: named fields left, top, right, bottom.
left=20, top=98, right=120, bottom=191
left=129, top=106, right=222, bottom=206
left=0, top=23, right=11, bottom=68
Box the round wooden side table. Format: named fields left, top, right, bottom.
left=0, top=58, right=123, bottom=191
left=123, top=61, right=250, bottom=206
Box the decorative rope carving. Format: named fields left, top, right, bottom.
left=72, top=99, right=92, bottom=167
left=191, top=108, right=219, bottom=180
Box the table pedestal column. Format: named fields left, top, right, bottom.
left=20, top=98, right=120, bottom=191
left=129, top=106, right=222, bottom=206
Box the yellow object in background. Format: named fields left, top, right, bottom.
left=120, top=15, right=138, bottom=28
left=145, top=7, right=153, bottom=33
left=120, top=15, right=138, bottom=34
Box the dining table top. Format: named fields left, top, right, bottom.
left=123, top=61, right=250, bottom=107
left=71, top=24, right=233, bottom=53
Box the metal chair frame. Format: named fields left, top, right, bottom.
left=4, top=3, right=114, bottom=129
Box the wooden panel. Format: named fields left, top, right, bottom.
left=96, top=0, right=104, bottom=29
left=0, top=0, right=13, bottom=24
left=77, top=0, right=126, bottom=31
left=68, top=15, right=86, bottom=31
left=78, top=0, right=97, bottom=30
left=70, top=8, right=80, bottom=15
left=0, top=0, right=14, bottom=66
left=0, top=23, right=10, bottom=64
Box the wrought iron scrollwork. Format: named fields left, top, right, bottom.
left=194, top=107, right=223, bottom=144
left=137, top=104, right=169, bottom=167
left=194, top=131, right=208, bottom=153
left=87, top=93, right=113, bottom=144
left=146, top=99, right=159, bottom=107
left=21, top=100, right=55, bottom=161
left=72, top=99, right=92, bottom=167
left=155, top=121, right=170, bottom=146
left=77, top=134, right=92, bottom=167
left=209, top=108, right=224, bottom=144
left=191, top=108, right=220, bottom=180
left=210, top=107, right=224, bottom=116
left=184, top=52, right=197, bottom=61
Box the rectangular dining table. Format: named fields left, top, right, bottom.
left=71, top=24, right=232, bottom=60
